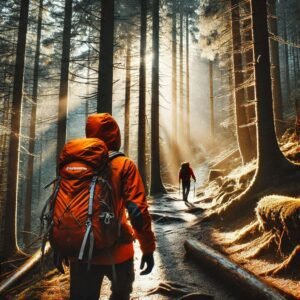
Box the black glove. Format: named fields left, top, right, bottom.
left=140, top=253, right=154, bottom=275
left=53, top=251, right=69, bottom=274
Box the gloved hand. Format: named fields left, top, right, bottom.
left=53, top=251, right=69, bottom=274
left=140, top=252, right=154, bottom=275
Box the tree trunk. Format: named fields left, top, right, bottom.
left=251, top=0, right=290, bottom=177
left=23, top=0, right=43, bottom=246
left=172, top=0, right=177, bottom=144
left=243, top=1, right=257, bottom=157
left=282, top=2, right=290, bottom=100
left=179, top=0, right=184, bottom=140
left=85, top=29, right=91, bottom=121
left=209, top=60, right=214, bottom=138
left=124, top=30, right=131, bottom=157
left=97, top=0, right=114, bottom=114
left=138, top=0, right=147, bottom=190
left=57, top=0, right=72, bottom=159
left=269, top=0, right=283, bottom=135
left=185, top=12, right=190, bottom=143
left=230, top=0, right=254, bottom=164
left=0, top=92, right=10, bottom=257
left=292, top=43, right=297, bottom=89
left=150, top=0, right=166, bottom=195
left=4, top=0, right=30, bottom=258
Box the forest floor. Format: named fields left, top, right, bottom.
left=3, top=131, right=300, bottom=299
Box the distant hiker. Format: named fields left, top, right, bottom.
left=41, top=113, right=155, bottom=300
left=179, top=162, right=196, bottom=202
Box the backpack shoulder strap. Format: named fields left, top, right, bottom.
left=109, top=151, right=125, bottom=161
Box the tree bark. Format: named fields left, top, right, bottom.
left=282, top=2, right=290, bottom=100
left=124, top=30, right=131, bottom=157
left=243, top=2, right=257, bottom=157
left=23, top=0, right=44, bottom=246
left=179, top=0, right=184, bottom=140
left=251, top=0, right=290, bottom=177
left=0, top=86, right=10, bottom=257
left=4, top=0, right=30, bottom=258
left=269, top=0, right=283, bottom=135
left=85, top=29, right=91, bottom=121
left=57, top=0, right=72, bottom=159
left=150, top=0, right=166, bottom=195
left=172, top=0, right=177, bottom=144
left=97, top=0, right=115, bottom=114
left=185, top=12, right=190, bottom=143
left=209, top=60, right=214, bottom=138
left=230, top=0, right=254, bottom=164
left=138, top=0, right=147, bottom=190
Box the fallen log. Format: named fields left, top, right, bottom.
left=184, top=239, right=290, bottom=300
left=0, top=242, right=51, bottom=295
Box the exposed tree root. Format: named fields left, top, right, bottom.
left=201, top=167, right=300, bottom=224
left=179, top=293, right=214, bottom=299
left=261, top=245, right=300, bottom=277
left=145, top=281, right=196, bottom=297
left=216, top=188, right=243, bottom=205
left=229, top=220, right=259, bottom=244
left=245, top=232, right=276, bottom=259
left=145, top=281, right=213, bottom=299
left=150, top=213, right=185, bottom=223
left=226, top=230, right=273, bottom=255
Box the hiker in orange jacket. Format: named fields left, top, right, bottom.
left=69, top=113, right=155, bottom=300
left=179, top=162, right=196, bottom=202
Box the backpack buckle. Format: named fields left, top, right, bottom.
left=100, top=212, right=114, bottom=224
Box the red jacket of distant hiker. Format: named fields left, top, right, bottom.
left=179, top=164, right=196, bottom=182
left=85, top=113, right=155, bottom=265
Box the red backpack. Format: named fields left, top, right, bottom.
left=40, top=138, right=123, bottom=266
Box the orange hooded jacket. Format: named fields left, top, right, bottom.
left=85, top=113, right=155, bottom=265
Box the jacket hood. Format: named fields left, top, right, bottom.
left=85, top=113, right=121, bottom=151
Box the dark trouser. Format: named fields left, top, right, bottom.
left=182, top=180, right=190, bottom=201
left=70, top=258, right=134, bottom=300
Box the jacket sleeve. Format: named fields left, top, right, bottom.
left=122, top=159, right=155, bottom=254
left=190, top=168, right=196, bottom=181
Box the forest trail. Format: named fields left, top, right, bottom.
left=128, top=193, right=238, bottom=300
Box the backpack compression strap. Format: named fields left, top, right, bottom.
left=78, top=175, right=98, bottom=266
left=109, top=151, right=125, bottom=160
